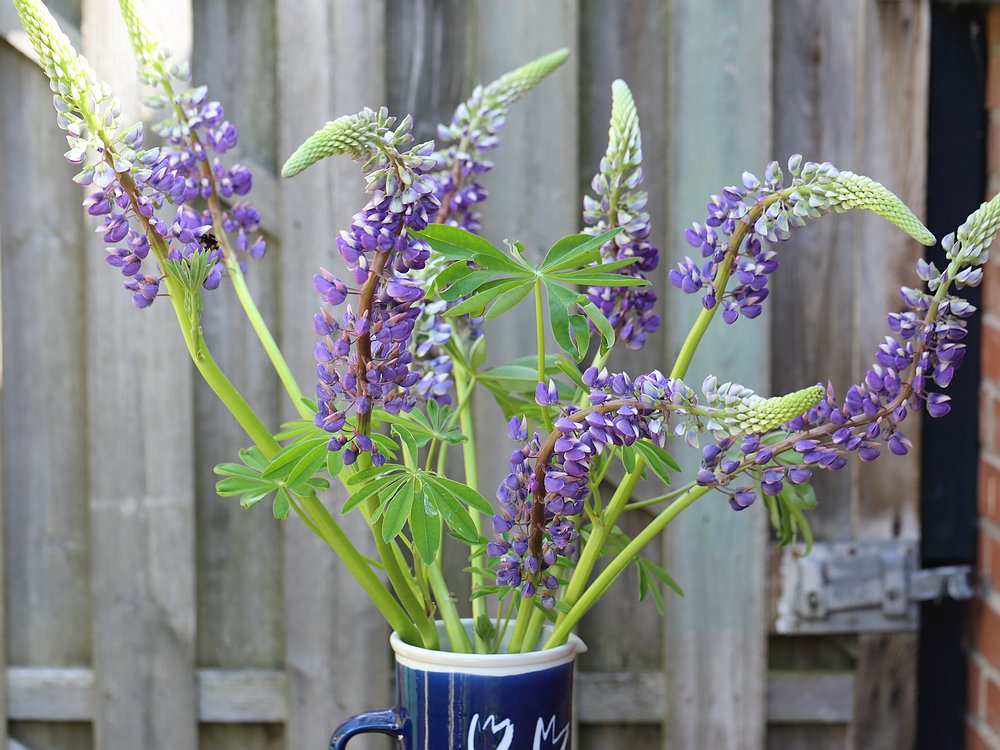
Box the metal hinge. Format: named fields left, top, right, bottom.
left=776, top=541, right=974, bottom=634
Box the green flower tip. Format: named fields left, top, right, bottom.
left=610, top=79, right=638, bottom=135
left=117, top=0, right=168, bottom=68
left=281, top=113, right=377, bottom=178
left=740, top=384, right=826, bottom=434
left=834, top=171, right=936, bottom=247
left=491, top=47, right=570, bottom=102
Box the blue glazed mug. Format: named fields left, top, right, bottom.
left=330, top=620, right=587, bottom=749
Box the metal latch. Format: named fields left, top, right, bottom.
left=776, top=541, right=973, bottom=634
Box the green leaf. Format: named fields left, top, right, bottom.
left=216, top=476, right=276, bottom=497
left=427, top=475, right=494, bottom=515
left=342, top=474, right=408, bottom=514
left=439, top=270, right=503, bottom=301
left=409, top=488, right=441, bottom=564
left=620, top=445, right=637, bottom=474
left=539, top=227, right=623, bottom=272
left=446, top=278, right=528, bottom=317
left=642, top=558, right=685, bottom=597
left=568, top=314, right=591, bottom=360
left=286, top=442, right=329, bottom=490
left=484, top=280, right=534, bottom=320
left=429, top=261, right=476, bottom=296
left=326, top=448, right=344, bottom=480
left=469, top=335, right=487, bottom=371
left=548, top=271, right=649, bottom=287
left=239, top=489, right=272, bottom=510
left=382, top=479, right=415, bottom=543
left=554, top=354, right=588, bottom=391
left=346, top=463, right=406, bottom=486
left=426, top=482, right=480, bottom=543
left=214, top=463, right=263, bottom=479
left=546, top=282, right=579, bottom=357
left=261, top=435, right=328, bottom=480
left=414, top=225, right=509, bottom=264
left=578, top=297, right=616, bottom=354
left=272, top=488, right=291, bottom=519
left=632, top=439, right=681, bottom=484
left=239, top=446, right=269, bottom=472
left=393, top=424, right=420, bottom=466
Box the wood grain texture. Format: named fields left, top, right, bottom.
left=470, top=0, right=580, bottom=502
left=770, top=1, right=930, bottom=747
left=0, top=35, right=92, bottom=750
left=577, top=4, right=671, bottom=746
left=661, top=1, right=773, bottom=748
left=82, top=0, right=198, bottom=746
left=276, top=1, right=393, bottom=748
left=850, top=4, right=929, bottom=747
left=191, top=0, right=284, bottom=748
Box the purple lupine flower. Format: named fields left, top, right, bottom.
left=671, top=156, right=936, bottom=325
left=488, top=368, right=824, bottom=602
left=310, top=110, right=441, bottom=462
left=694, top=192, right=994, bottom=505
left=581, top=80, right=660, bottom=350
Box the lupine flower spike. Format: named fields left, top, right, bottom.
left=284, top=109, right=440, bottom=465
left=670, top=156, right=936, bottom=324
left=117, top=0, right=265, bottom=287
left=405, top=48, right=571, bottom=404
left=581, top=79, right=660, bottom=350
left=13, top=0, right=179, bottom=308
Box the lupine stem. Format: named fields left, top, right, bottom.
left=520, top=605, right=547, bottom=653
left=507, top=598, right=534, bottom=652
left=428, top=560, right=472, bottom=652
left=535, top=279, right=553, bottom=432
left=553, top=460, right=643, bottom=631
left=157, top=74, right=311, bottom=420
left=545, top=485, right=710, bottom=648
left=90, top=114, right=427, bottom=645
left=550, top=194, right=785, bottom=643
left=453, top=365, right=489, bottom=653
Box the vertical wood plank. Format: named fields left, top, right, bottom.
left=0, top=41, right=92, bottom=750
left=662, top=1, right=772, bottom=748
left=471, top=0, right=580, bottom=515
left=770, top=2, right=865, bottom=745
left=852, top=2, right=929, bottom=748
left=81, top=0, right=198, bottom=746
left=771, top=1, right=929, bottom=747
left=191, top=0, right=284, bottom=747
left=276, top=1, right=392, bottom=747
left=577, top=2, right=670, bottom=747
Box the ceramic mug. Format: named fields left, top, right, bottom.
left=329, top=621, right=587, bottom=749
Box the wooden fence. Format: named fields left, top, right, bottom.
left=0, top=0, right=935, bottom=748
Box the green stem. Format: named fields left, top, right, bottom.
left=554, top=460, right=644, bottom=629
left=625, top=481, right=697, bottom=511
left=535, top=280, right=553, bottom=432
left=453, top=365, right=488, bottom=653
left=428, top=561, right=472, bottom=652
left=224, top=255, right=311, bottom=420
left=546, top=485, right=710, bottom=648
left=507, top=599, right=534, bottom=653
left=520, top=605, right=547, bottom=653
left=294, top=491, right=424, bottom=646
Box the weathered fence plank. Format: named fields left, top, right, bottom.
left=852, top=2, right=930, bottom=745
left=0, top=34, right=92, bottom=750
left=277, top=1, right=393, bottom=748
left=661, top=1, right=773, bottom=748
left=576, top=4, right=671, bottom=749
left=81, top=0, right=198, bottom=746
left=190, top=0, right=286, bottom=747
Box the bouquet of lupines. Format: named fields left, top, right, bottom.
left=14, top=0, right=988, bottom=654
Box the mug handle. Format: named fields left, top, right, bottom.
left=329, top=708, right=408, bottom=749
